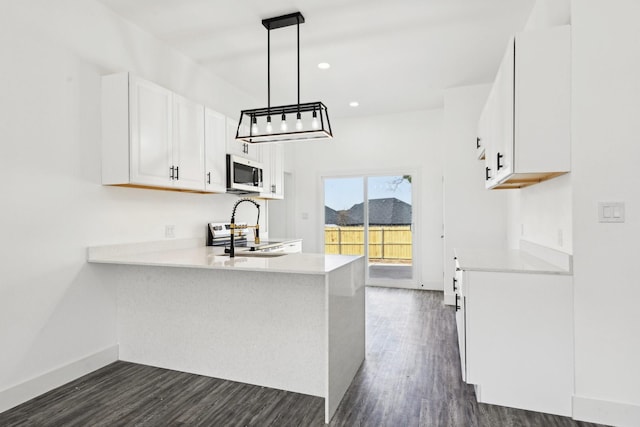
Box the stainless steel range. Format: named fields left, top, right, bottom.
left=206, top=222, right=248, bottom=247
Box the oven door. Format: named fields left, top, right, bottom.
left=227, top=155, right=264, bottom=193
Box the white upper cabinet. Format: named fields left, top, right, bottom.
left=102, top=73, right=206, bottom=192
left=258, top=144, right=284, bottom=200
left=127, top=76, right=173, bottom=188
left=226, top=117, right=261, bottom=161
left=172, top=94, right=205, bottom=191
left=204, top=108, right=227, bottom=193
left=480, top=25, right=571, bottom=189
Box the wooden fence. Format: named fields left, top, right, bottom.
left=325, top=225, right=412, bottom=261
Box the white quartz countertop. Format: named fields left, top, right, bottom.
left=88, top=239, right=360, bottom=275
left=454, top=248, right=571, bottom=275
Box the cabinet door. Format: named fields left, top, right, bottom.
left=173, top=95, right=205, bottom=191
left=129, top=76, right=173, bottom=187
left=493, top=39, right=515, bottom=184
left=204, top=108, right=227, bottom=193
left=260, top=144, right=273, bottom=197
left=259, top=144, right=284, bottom=199
left=226, top=117, right=261, bottom=161
left=455, top=269, right=466, bottom=382
left=483, top=88, right=497, bottom=189
left=514, top=26, right=571, bottom=174
left=271, top=144, right=284, bottom=198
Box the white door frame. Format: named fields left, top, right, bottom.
left=319, top=168, right=420, bottom=289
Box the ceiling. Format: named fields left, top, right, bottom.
left=97, top=0, right=535, bottom=118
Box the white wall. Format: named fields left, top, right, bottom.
left=0, top=0, right=260, bottom=411
left=290, top=110, right=444, bottom=290
left=506, top=0, right=573, bottom=254
left=524, top=0, right=571, bottom=29
left=442, top=85, right=508, bottom=304
left=510, top=175, right=573, bottom=252
left=570, top=1, right=640, bottom=425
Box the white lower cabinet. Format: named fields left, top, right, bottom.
left=453, top=259, right=466, bottom=382
left=455, top=264, right=573, bottom=416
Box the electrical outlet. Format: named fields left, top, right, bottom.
left=165, top=225, right=175, bottom=238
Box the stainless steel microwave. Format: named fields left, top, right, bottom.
left=226, top=155, right=264, bottom=194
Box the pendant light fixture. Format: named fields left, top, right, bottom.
left=236, top=12, right=333, bottom=143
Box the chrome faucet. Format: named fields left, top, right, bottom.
left=229, top=198, right=260, bottom=258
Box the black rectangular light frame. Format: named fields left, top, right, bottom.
left=236, top=101, right=333, bottom=144
left=262, top=12, right=305, bottom=30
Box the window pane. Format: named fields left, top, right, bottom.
left=367, top=175, right=413, bottom=280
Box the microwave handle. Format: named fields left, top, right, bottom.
left=253, top=169, right=258, bottom=186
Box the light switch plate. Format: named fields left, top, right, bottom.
left=598, top=202, right=625, bottom=223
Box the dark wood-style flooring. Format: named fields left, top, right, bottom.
left=0, top=288, right=607, bottom=426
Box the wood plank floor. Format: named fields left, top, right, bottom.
left=0, top=288, right=608, bottom=426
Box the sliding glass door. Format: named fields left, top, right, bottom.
left=324, top=174, right=415, bottom=285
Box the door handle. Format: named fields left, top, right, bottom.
left=455, top=294, right=461, bottom=312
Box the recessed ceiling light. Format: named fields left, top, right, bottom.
left=318, top=62, right=331, bottom=70
left=349, top=101, right=359, bottom=107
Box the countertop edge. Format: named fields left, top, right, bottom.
left=87, top=239, right=362, bottom=275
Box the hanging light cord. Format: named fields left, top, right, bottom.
left=267, top=28, right=271, bottom=116
left=297, top=17, right=300, bottom=115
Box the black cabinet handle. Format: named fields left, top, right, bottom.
left=453, top=277, right=458, bottom=292
left=497, top=152, right=504, bottom=170
left=271, top=184, right=276, bottom=193
left=207, top=172, right=211, bottom=184
left=485, top=166, right=491, bottom=181
left=176, top=166, right=179, bottom=180
left=170, top=166, right=175, bottom=180
left=476, top=137, right=481, bottom=149
left=455, top=294, right=461, bottom=312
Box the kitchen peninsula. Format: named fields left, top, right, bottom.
left=88, top=238, right=365, bottom=423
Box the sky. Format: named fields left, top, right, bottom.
left=324, top=175, right=412, bottom=211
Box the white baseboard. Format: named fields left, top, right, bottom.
left=0, top=345, right=119, bottom=413
left=573, top=395, right=640, bottom=427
